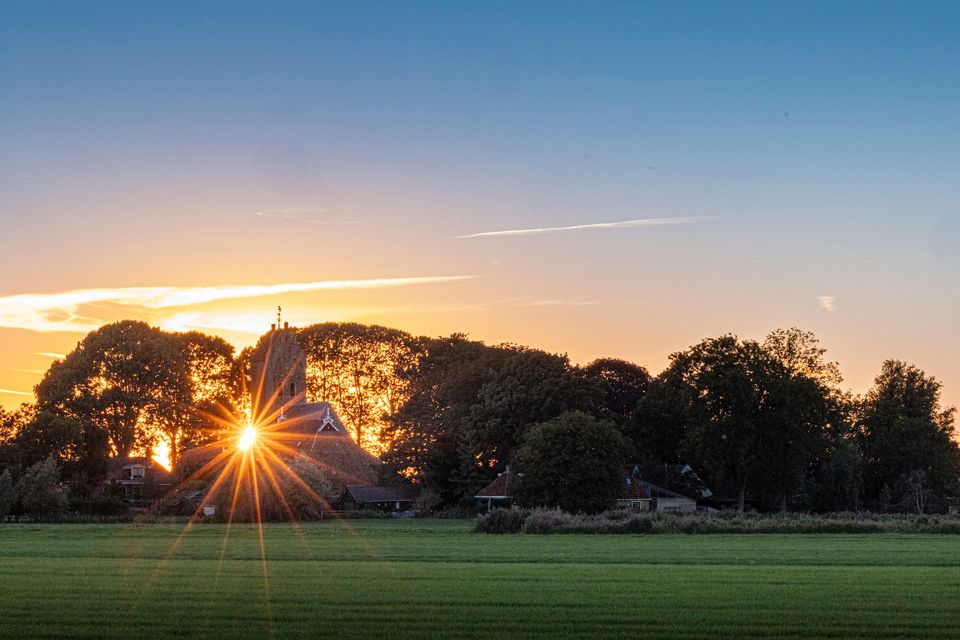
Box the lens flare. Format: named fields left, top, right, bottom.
left=238, top=426, right=257, bottom=451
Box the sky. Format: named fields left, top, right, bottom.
left=1, top=1, right=959, bottom=410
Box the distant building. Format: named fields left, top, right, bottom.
left=105, top=457, right=174, bottom=506
left=339, top=485, right=419, bottom=513
left=617, top=464, right=712, bottom=512
left=475, top=468, right=516, bottom=512
left=246, top=322, right=379, bottom=493
left=474, top=464, right=712, bottom=513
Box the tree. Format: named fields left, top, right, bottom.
left=16, top=456, right=68, bottom=521
left=856, top=360, right=959, bottom=510
left=279, top=456, right=336, bottom=520
left=35, top=321, right=189, bottom=459
left=763, top=328, right=842, bottom=386
left=0, top=405, right=32, bottom=474
left=512, top=411, right=631, bottom=514
left=0, top=469, right=15, bottom=520
left=297, top=323, right=417, bottom=455
left=652, top=335, right=833, bottom=513
left=381, top=336, right=602, bottom=506
left=629, top=376, right=690, bottom=464
left=582, top=358, right=650, bottom=426
left=14, top=410, right=107, bottom=485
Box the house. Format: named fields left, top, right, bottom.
left=339, top=485, right=419, bottom=513
left=105, top=457, right=174, bottom=505
left=475, top=468, right=516, bottom=512
left=617, top=464, right=712, bottom=513
left=474, top=464, right=711, bottom=513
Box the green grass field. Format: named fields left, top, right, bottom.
left=2, top=519, right=958, bottom=639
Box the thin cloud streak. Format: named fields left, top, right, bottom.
left=0, top=276, right=475, bottom=333
left=0, top=388, right=32, bottom=397
left=457, top=216, right=703, bottom=239
left=818, top=296, right=836, bottom=312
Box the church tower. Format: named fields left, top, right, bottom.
left=249, top=311, right=307, bottom=417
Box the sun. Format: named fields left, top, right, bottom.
left=238, top=425, right=257, bottom=452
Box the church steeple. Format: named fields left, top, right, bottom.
left=249, top=315, right=306, bottom=418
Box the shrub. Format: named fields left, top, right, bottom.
left=474, top=508, right=960, bottom=535
left=474, top=508, right=529, bottom=533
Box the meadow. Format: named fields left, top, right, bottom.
left=1, top=519, right=959, bottom=639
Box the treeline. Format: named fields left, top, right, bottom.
left=0, top=321, right=957, bottom=516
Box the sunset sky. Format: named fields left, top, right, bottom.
left=2, top=2, right=959, bottom=410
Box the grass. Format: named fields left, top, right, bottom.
left=2, top=519, right=960, bottom=639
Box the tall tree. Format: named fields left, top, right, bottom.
left=36, top=321, right=188, bottom=458
left=856, top=360, right=958, bottom=509
left=654, top=335, right=833, bottom=512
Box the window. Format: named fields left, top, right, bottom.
left=289, top=381, right=296, bottom=396
left=130, top=466, right=145, bottom=480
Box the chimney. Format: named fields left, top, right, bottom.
left=270, top=323, right=276, bottom=331
left=284, top=321, right=289, bottom=329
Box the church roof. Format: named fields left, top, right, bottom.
left=279, top=401, right=349, bottom=436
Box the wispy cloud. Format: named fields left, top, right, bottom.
left=0, top=276, right=475, bottom=333
left=0, top=388, right=32, bottom=397
left=253, top=207, right=364, bottom=226
left=457, top=216, right=703, bottom=239
left=818, top=296, right=836, bottom=312
left=34, top=352, right=66, bottom=359
left=519, top=299, right=600, bottom=308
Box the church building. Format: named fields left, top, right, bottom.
left=247, top=319, right=380, bottom=493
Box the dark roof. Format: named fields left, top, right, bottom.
left=344, top=485, right=419, bottom=504
left=630, top=464, right=713, bottom=500
left=475, top=470, right=514, bottom=498
left=622, top=476, right=651, bottom=500
left=105, top=457, right=174, bottom=482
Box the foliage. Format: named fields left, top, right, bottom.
left=763, top=327, right=842, bottom=386
left=276, top=456, right=337, bottom=520
left=296, top=323, right=417, bottom=455
left=383, top=336, right=602, bottom=506
left=512, top=411, right=631, bottom=514
left=581, top=358, right=650, bottom=426
left=856, top=360, right=959, bottom=510
left=475, top=508, right=960, bottom=535
left=0, top=469, right=15, bottom=520
left=15, top=456, right=68, bottom=521
left=33, top=321, right=237, bottom=478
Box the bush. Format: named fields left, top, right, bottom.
left=474, top=508, right=960, bottom=535
left=16, top=457, right=68, bottom=522
left=474, top=508, right=530, bottom=533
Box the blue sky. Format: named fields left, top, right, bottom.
left=1, top=1, right=959, bottom=408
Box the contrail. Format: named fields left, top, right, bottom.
left=457, top=216, right=702, bottom=239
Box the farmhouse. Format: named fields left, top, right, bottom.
left=475, top=463, right=712, bottom=513
left=475, top=467, right=516, bottom=512
left=617, top=464, right=712, bottom=512
left=105, top=456, right=174, bottom=505
left=340, top=485, right=419, bottom=513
